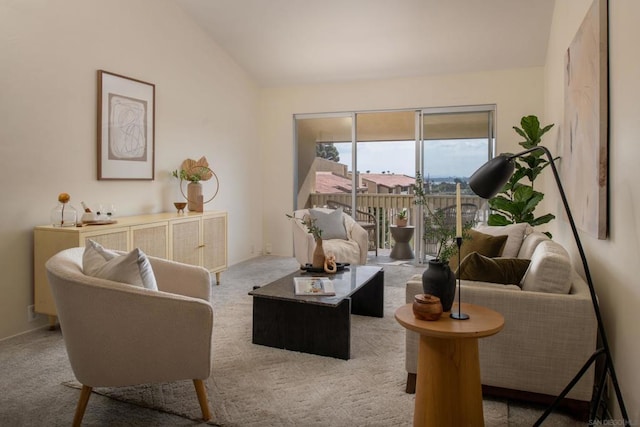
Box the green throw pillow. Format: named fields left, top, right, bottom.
left=448, top=229, right=508, bottom=268
left=455, top=252, right=531, bottom=285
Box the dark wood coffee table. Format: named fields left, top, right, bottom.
left=248, top=265, right=384, bottom=360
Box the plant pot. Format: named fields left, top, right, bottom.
left=187, top=181, right=203, bottom=212
left=421, top=259, right=456, bottom=312
left=395, top=218, right=408, bottom=227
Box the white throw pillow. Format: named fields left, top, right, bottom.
left=310, top=207, right=347, bottom=240
left=517, top=232, right=550, bottom=259
left=474, top=223, right=531, bottom=258
left=520, top=240, right=572, bottom=294
left=83, top=240, right=158, bottom=291
left=82, top=239, right=118, bottom=272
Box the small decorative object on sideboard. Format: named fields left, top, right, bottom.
left=78, top=202, right=118, bottom=225
left=173, top=202, right=187, bottom=214
left=412, top=294, right=443, bottom=321
left=50, top=193, right=77, bottom=227
left=172, top=156, right=219, bottom=212
left=80, top=201, right=97, bottom=223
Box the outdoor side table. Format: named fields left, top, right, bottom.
left=390, top=225, right=414, bottom=259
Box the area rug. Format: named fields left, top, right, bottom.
left=62, top=379, right=220, bottom=425
left=62, top=287, right=417, bottom=426
left=205, top=288, right=418, bottom=426
left=60, top=259, right=516, bottom=426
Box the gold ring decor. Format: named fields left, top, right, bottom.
left=178, top=167, right=220, bottom=206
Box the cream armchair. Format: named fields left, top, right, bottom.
left=46, top=247, right=214, bottom=426
left=292, top=208, right=369, bottom=266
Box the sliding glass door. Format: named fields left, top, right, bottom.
left=294, top=105, right=495, bottom=261
left=417, top=107, right=495, bottom=259
left=354, top=111, right=416, bottom=250
left=294, top=114, right=353, bottom=210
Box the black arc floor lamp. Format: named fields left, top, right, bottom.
left=468, top=146, right=629, bottom=426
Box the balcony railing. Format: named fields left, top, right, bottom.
left=309, top=193, right=487, bottom=256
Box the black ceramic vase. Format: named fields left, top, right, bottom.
left=421, top=259, right=456, bottom=312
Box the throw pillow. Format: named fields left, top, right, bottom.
left=517, top=231, right=550, bottom=259
left=83, top=240, right=158, bottom=291
left=455, top=252, right=531, bottom=285
left=309, top=207, right=347, bottom=240
left=520, top=240, right=572, bottom=294
left=82, top=239, right=118, bottom=271
left=448, top=229, right=508, bottom=268
left=474, top=223, right=530, bottom=258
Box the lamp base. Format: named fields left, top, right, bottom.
left=450, top=312, right=470, bottom=320
left=451, top=236, right=469, bottom=321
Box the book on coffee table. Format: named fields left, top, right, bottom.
left=294, top=277, right=336, bottom=296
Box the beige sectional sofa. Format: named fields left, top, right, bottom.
left=404, top=224, right=598, bottom=417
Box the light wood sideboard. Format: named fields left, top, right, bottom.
left=34, top=211, right=227, bottom=326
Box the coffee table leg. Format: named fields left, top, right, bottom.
left=414, top=335, right=484, bottom=427
left=252, top=296, right=352, bottom=359
left=351, top=269, right=384, bottom=317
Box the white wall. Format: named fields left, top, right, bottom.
left=260, top=67, right=545, bottom=256
left=0, top=0, right=262, bottom=339
left=544, top=0, right=640, bottom=420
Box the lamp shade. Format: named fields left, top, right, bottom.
left=468, top=155, right=515, bottom=199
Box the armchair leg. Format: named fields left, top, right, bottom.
left=73, top=385, right=92, bottom=427
left=193, top=379, right=211, bottom=421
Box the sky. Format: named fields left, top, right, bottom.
left=333, top=139, right=488, bottom=178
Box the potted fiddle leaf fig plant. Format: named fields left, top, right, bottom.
left=487, top=115, right=556, bottom=237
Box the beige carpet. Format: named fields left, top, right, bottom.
left=205, top=285, right=416, bottom=426
left=62, top=379, right=219, bottom=425
left=65, top=286, right=419, bottom=426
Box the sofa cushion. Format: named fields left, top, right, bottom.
left=474, top=223, right=531, bottom=258
left=83, top=240, right=158, bottom=290
left=456, top=252, right=530, bottom=285
left=520, top=240, right=572, bottom=294
left=449, top=229, right=508, bottom=267
left=310, top=207, right=347, bottom=240
left=517, top=231, right=550, bottom=259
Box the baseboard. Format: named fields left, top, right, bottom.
left=404, top=373, right=590, bottom=421
left=482, top=385, right=590, bottom=422
left=0, top=323, right=52, bottom=343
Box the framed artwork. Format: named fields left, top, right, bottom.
left=97, top=70, right=155, bottom=180
left=561, top=0, right=608, bottom=239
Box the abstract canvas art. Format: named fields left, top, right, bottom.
left=98, top=70, right=155, bottom=180
left=561, top=0, right=608, bottom=239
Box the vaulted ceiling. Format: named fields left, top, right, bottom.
left=176, top=0, right=555, bottom=87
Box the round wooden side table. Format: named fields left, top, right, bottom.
left=395, top=303, right=504, bottom=427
